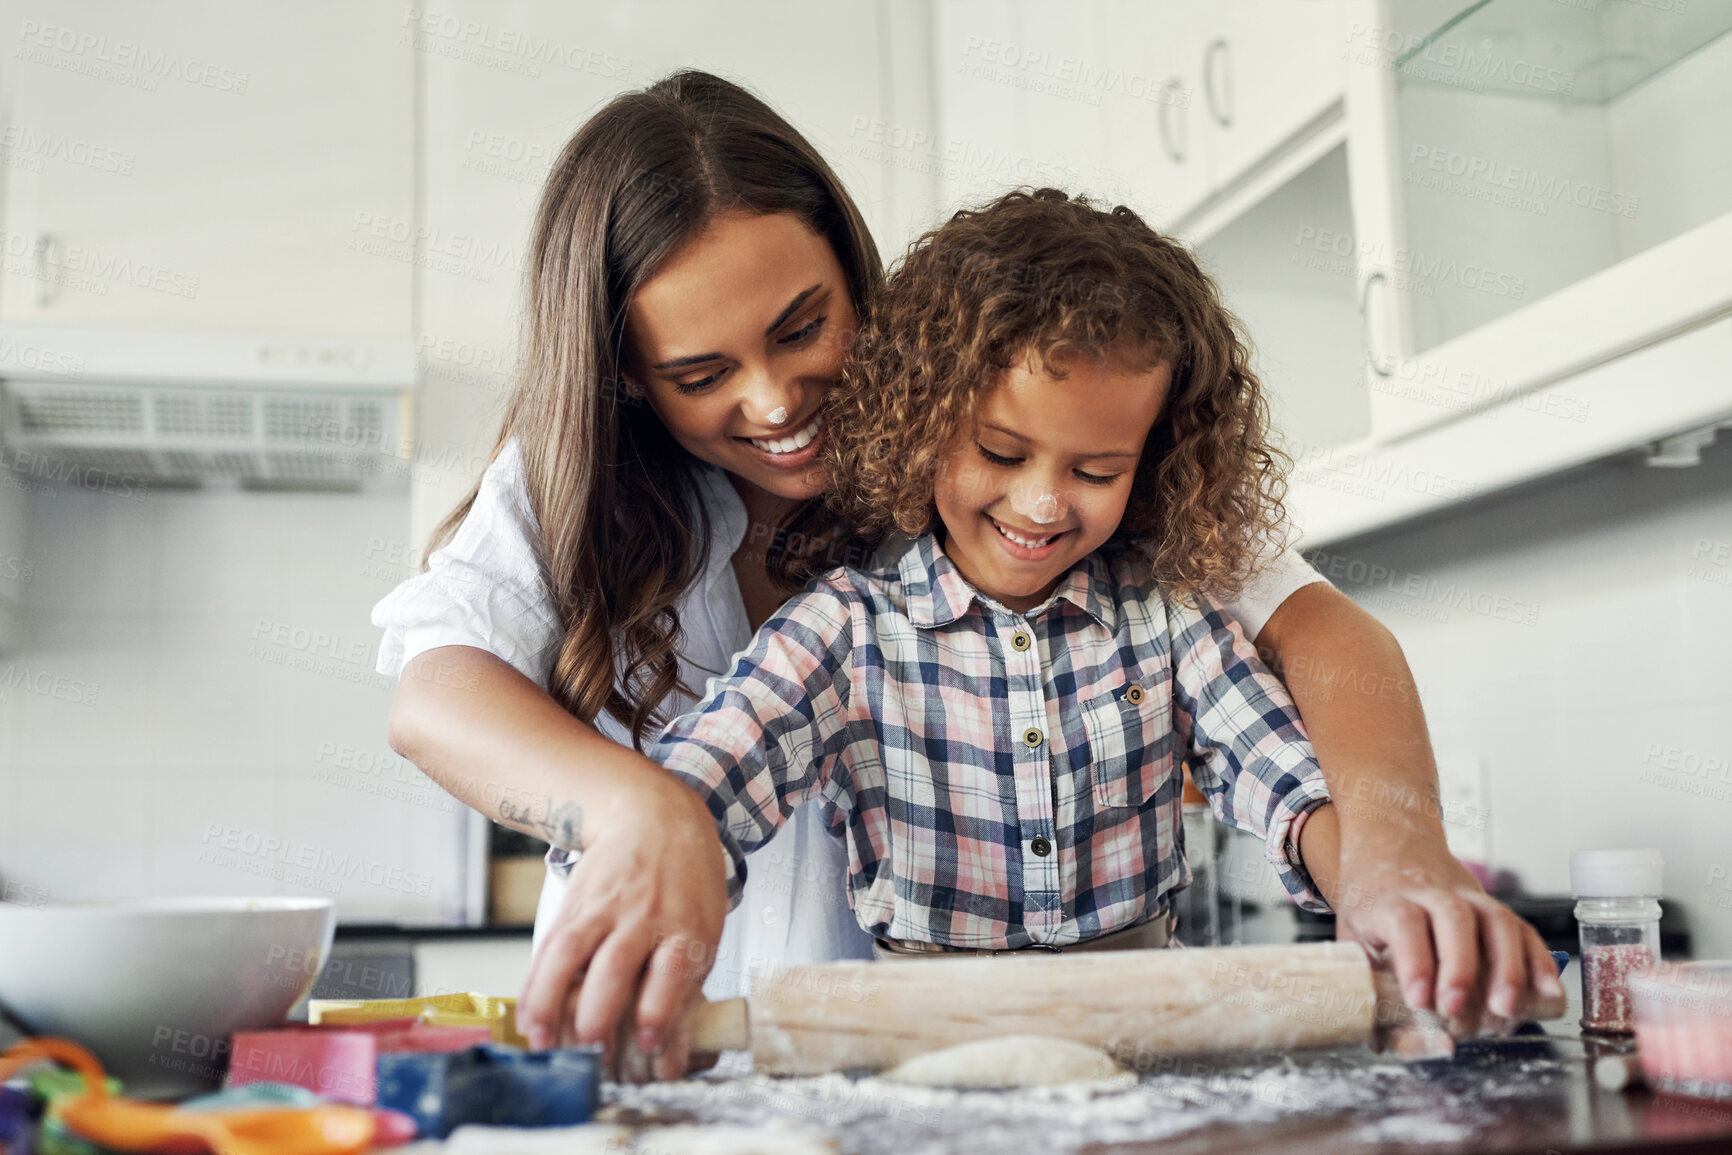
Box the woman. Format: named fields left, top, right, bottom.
left=377, top=70, right=1557, bottom=1082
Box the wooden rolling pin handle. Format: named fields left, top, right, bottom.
left=690, top=997, right=750, bottom=1054
left=1369, top=967, right=1569, bottom=1034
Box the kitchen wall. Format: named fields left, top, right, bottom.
left=1313, top=433, right=1732, bottom=958
left=0, top=0, right=942, bottom=927
left=0, top=477, right=470, bottom=923
left=2, top=0, right=1727, bottom=961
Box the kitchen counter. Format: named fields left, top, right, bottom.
left=333, top=923, right=533, bottom=940
left=604, top=1030, right=1732, bottom=1155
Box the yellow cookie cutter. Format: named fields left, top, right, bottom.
left=307, top=993, right=529, bottom=1049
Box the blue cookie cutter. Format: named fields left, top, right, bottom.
left=375, top=1045, right=601, bottom=1138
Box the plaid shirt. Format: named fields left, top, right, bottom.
left=651, top=533, right=1332, bottom=949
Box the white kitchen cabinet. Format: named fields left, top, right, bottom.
left=0, top=475, right=24, bottom=650
left=1343, top=0, right=1732, bottom=440
left=1197, top=144, right=1372, bottom=455
left=1011, top=2, right=1117, bottom=202
left=937, top=3, right=1344, bottom=231
left=1261, top=0, right=1732, bottom=545
left=1205, top=2, right=1347, bottom=201
left=1101, top=0, right=1346, bottom=231
left=935, top=0, right=1143, bottom=210
left=1096, top=1, right=1217, bottom=224
left=1286, top=313, right=1732, bottom=545
left=414, top=936, right=534, bottom=1001
left=932, top=0, right=1072, bottom=210
left=0, top=1, right=413, bottom=336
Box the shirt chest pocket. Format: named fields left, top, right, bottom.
left=1077, top=683, right=1177, bottom=810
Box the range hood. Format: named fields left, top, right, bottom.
left=0, top=323, right=416, bottom=490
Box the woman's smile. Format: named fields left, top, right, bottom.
left=738, top=410, right=827, bottom=469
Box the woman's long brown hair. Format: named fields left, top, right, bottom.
left=424, top=70, right=881, bottom=749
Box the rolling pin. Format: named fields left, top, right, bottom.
left=687, top=942, right=1568, bottom=1075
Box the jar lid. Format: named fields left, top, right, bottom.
left=1571, top=848, right=1663, bottom=897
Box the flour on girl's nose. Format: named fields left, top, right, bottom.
left=1011, top=486, right=1064, bottom=525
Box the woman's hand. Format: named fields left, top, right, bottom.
left=384, top=647, right=731, bottom=1080
left=1335, top=837, right=1563, bottom=1038
left=517, top=774, right=728, bottom=1082
left=1254, top=586, right=1563, bottom=1038
left=1299, top=804, right=1563, bottom=1041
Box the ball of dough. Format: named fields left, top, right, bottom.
left=879, top=1035, right=1128, bottom=1088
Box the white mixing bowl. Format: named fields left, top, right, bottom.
left=0, top=897, right=336, bottom=1097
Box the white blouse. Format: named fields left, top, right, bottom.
left=372, top=440, right=1327, bottom=996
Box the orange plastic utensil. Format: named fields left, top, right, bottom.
left=0, top=1038, right=376, bottom=1155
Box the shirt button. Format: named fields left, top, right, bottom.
left=1125, top=685, right=1145, bottom=704
left=1022, top=727, right=1044, bottom=748
left=1011, top=632, right=1031, bottom=651
left=1031, top=836, right=1052, bottom=857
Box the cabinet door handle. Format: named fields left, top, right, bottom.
left=34, top=233, right=62, bottom=308
left=1157, top=78, right=1188, bottom=163
left=1360, top=271, right=1395, bottom=378
left=1203, top=38, right=1234, bottom=128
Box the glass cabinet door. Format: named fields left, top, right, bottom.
left=1359, top=0, right=1732, bottom=357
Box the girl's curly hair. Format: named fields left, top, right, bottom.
left=815, top=188, right=1291, bottom=601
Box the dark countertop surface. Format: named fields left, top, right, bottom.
left=1090, top=1035, right=1732, bottom=1155
left=607, top=1029, right=1732, bottom=1155
left=333, top=922, right=533, bottom=940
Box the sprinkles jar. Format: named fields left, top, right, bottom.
left=1571, top=848, right=1663, bottom=1035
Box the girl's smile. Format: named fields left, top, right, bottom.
left=987, top=514, right=1071, bottom=561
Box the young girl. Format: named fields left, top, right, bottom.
left=375, top=70, right=1556, bottom=1077
left=648, top=189, right=1333, bottom=953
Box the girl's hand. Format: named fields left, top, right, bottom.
left=1329, top=829, right=1563, bottom=1040
left=517, top=775, right=728, bottom=1082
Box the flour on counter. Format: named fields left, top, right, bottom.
left=606, top=1048, right=1577, bottom=1155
